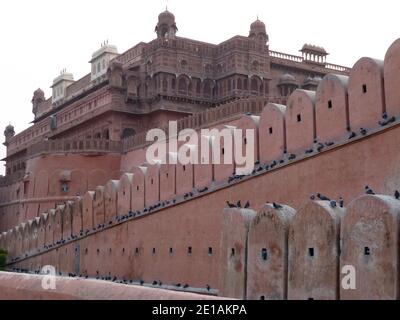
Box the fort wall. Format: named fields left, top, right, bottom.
left=1, top=38, right=400, bottom=299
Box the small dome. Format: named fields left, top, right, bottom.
left=34, top=88, right=44, bottom=96
left=249, top=18, right=267, bottom=37
left=158, top=9, right=175, bottom=24
left=5, top=124, right=14, bottom=131
left=279, top=73, right=297, bottom=85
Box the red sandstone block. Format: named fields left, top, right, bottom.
left=194, top=135, right=213, bottom=189
left=82, top=192, right=94, bottom=233
left=341, top=195, right=400, bottom=300
left=384, top=39, right=400, bottom=118
left=8, top=228, right=17, bottom=259
left=29, top=218, right=40, bottom=253
left=117, top=174, right=134, bottom=215
left=247, top=203, right=295, bottom=300
left=234, top=115, right=260, bottom=173
left=219, top=207, right=257, bottom=299
left=160, top=154, right=177, bottom=201
left=212, top=125, right=236, bottom=183
left=131, top=166, right=146, bottom=211
left=53, top=206, right=64, bottom=244
left=176, top=162, right=194, bottom=196
left=286, top=90, right=316, bottom=155
left=288, top=201, right=344, bottom=300
left=22, top=222, right=31, bottom=253
left=71, top=198, right=83, bottom=236
left=316, top=74, right=349, bottom=142
left=93, top=186, right=106, bottom=226
left=259, top=103, right=286, bottom=164
left=45, top=211, right=55, bottom=247
left=349, top=58, right=384, bottom=131
left=88, top=169, right=108, bottom=191
left=37, top=213, right=47, bottom=251
left=62, top=204, right=73, bottom=241
left=144, top=163, right=161, bottom=207
left=111, top=224, right=130, bottom=279
left=104, top=180, right=119, bottom=222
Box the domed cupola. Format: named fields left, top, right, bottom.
left=32, top=88, right=45, bottom=117
left=249, top=18, right=268, bottom=44
left=4, top=124, right=15, bottom=146
left=155, top=8, right=178, bottom=39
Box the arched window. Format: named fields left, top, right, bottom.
left=203, top=80, right=212, bottom=97
left=251, top=77, right=258, bottom=92
left=121, top=128, right=136, bottom=139
left=237, top=78, right=242, bottom=90
left=103, top=129, right=110, bottom=140
left=244, top=78, right=248, bottom=90
left=171, top=78, right=176, bottom=90
left=162, top=78, right=168, bottom=92
left=196, top=81, right=201, bottom=94
left=178, top=77, right=187, bottom=94
left=97, top=62, right=101, bottom=73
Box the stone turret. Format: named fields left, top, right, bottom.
left=90, top=41, right=119, bottom=84
left=32, top=88, right=45, bottom=118
left=155, top=9, right=178, bottom=39
left=3, top=124, right=15, bottom=146
left=51, top=70, right=74, bottom=106
left=249, top=18, right=269, bottom=45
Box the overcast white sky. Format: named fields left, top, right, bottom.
left=0, top=0, right=399, bottom=174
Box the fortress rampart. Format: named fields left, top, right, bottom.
left=1, top=38, right=400, bottom=299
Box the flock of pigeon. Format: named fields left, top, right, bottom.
left=225, top=186, right=400, bottom=212
left=8, top=267, right=212, bottom=293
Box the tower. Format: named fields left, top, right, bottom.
left=155, top=9, right=178, bottom=39
left=32, top=88, right=45, bottom=118
left=90, top=41, right=119, bottom=84
left=51, top=69, right=74, bottom=106
left=249, top=18, right=269, bottom=46
left=3, top=124, right=15, bottom=147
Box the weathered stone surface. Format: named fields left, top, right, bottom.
left=219, top=207, right=256, bottom=299
left=247, top=203, right=295, bottom=300
left=288, top=200, right=344, bottom=300
left=341, top=195, right=400, bottom=300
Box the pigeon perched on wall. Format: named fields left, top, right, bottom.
left=273, top=203, right=283, bottom=210
left=317, top=193, right=330, bottom=201
left=349, top=132, right=357, bottom=139
left=226, top=201, right=235, bottom=208
left=395, top=190, right=400, bottom=200
left=360, top=128, right=367, bottom=136
left=365, top=186, right=375, bottom=195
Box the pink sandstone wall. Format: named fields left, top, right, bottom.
left=2, top=38, right=400, bottom=300
left=348, top=58, right=384, bottom=131
left=340, top=195, right=400, bottom=300
left=384, top=38, right=400, bottom=118
left=247, top=204, right=295, bottom=300
left=316, top=74, right=349, bottom=142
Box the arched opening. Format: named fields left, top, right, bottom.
left=178, top=77, right=188, bottom=95
left=121, top=128, right=136, bottom=139
left=237, top=78, right=242, bottom=90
